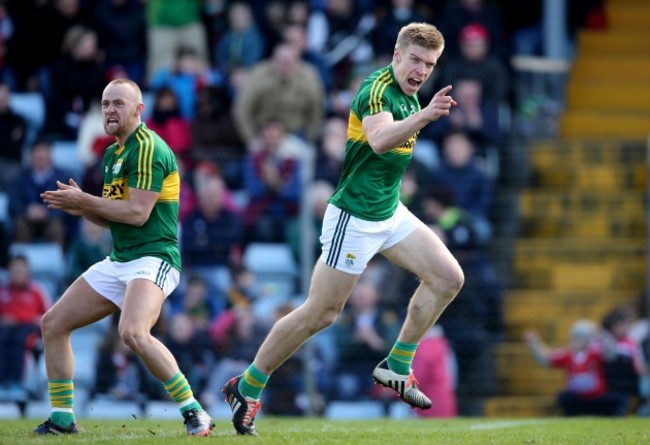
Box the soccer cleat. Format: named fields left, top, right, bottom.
left=222, top=376, right=261, bottom=436
left=182, top=408, right=215, bottom=436
left=372, top=359, right=432, bottom=409
left=33, top=418, right=79, bottom=435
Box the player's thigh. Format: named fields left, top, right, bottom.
left=119, top=279, right=166, bottom=333
left=44, top=277, right=118, bottom=332
left=381, top=224, right=463, bottom=284
left=302, top=259, right=360, bottom=316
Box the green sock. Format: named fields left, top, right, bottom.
left=238, top=364, right=269, bottom=400
left=49, top=380, right=75, bottom=427
left=162, top=372, right=202, bottom=414
left=387, top=341, right=418, bottom=375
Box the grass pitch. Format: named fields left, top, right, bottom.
left=1, top=417, right=648, bottom=445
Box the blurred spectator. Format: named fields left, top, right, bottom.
left=601, top=305, right=648, bottom=416
left=411, top=325, right=457, bottom=418
left=327, top=68, right=366, bottom=120
left=5, top=0, right=90, bottom=92
left=421, top=187, right=483, bottom=253
left=42, top=25, right=106, bottom=141
left=282, top=23, right=332, bottom=91
left=150, top=47, right=223, bottom=120
left=398, top=158, right=431, bottom=220
left=263, top=302, right=328, bottom=416
left=0, top=0, right=13, bottom=82
left=177, top=157, right=197, bottom=224
left=437, top=0, right=505, bottom=61
left=426, top=78, right=500, bottom=160
left=162, top=312, right=215, bottom=398
left=201, top=304, right=268, bottom=407
left=225, top=265, right=259, bottom=310
left=66, top=218, right=111, bottom=285
left=145, top=86, right=192, bottom=162
left=430, top=131, right=493, bottom=243
left=631, top=292, right=650, bottom=416
left=372, top=0, right=426, bottom=61
left=524, top=320, right=620, bottom=416
left=306, top=0, right=376, bottom=88
left=440, top=23, right=508, bottom=106
left=332, top=280, right=400, bottom=401
left=93, top=0, right=146, bottom=85
left=0, top=82, right=27, bottom=188
left=190, top=84, right=245, bottom=186
left=8, top=140, right=74, bottom=248
left=76, top=100, right=113, bottom=169
left=181, top=173, right=243, bottom=304
left=0, top=255, right=51, bottom=397
left=314, top=116, right=346, bottom=187
left=286, top=180, right=334, bottom=265
left=501, top=0, right=544, bottom=56
left=233, top=43, right=325, bottom=145
left=215, top=2, right=265, bottom=75
left=255, top=0, right=286, bottom=57
left=145, top=0, right=209, bottom=81
left=287, top=0, right=310, bottom=27
left=170, top=275, right=219, bottom=331
left=243, top=119, right=302, bottom=243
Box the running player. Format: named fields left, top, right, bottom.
left=223, top=22, right=463, bottom=436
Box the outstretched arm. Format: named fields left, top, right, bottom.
left=42, top=179, right=158, bottom=227
left=524, top=329, right=551, bottom=367
left=362, top=85, right=457, bottom=155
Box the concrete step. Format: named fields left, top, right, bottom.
left=606, top=4, right=650, bottom=30
left=559, top=110, right=650, bottom=138
left=503, top=290, right=635, bottom=343
left=520, top=218, right=645, bottom=238
left=519, top=190, right=644, bottom=217
left=495, top=343, right=565, bottom=396
left=578, top=31, right=650, bottom=56
left=518, top=189, right=645, bottom=237
left=566, top=82, right=650, bottom=112
left=570, top=57, right=650, bottom=83
left=511, top=260, right=645, bottom=291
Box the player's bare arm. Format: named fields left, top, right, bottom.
left=42, top=179, right=158, bottom=227
left=362, top=85, right=457, bottom=155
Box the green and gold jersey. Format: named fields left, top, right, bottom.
left=101, top=123, right=181, bottom=270
left=329, top=65, right=420, bottom=221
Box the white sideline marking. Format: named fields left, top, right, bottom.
left=468, top=419, right=552, bottom=431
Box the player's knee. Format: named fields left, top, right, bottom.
left=119, top=326, right=148, bottom=354
left=321, top=307, right=340, bottom=329
left=40, top=309, right=66, bottom=338
left=422, top=261, right=464, bottom=300
left=443, top=263, right=465, bottom=297
left=307, top=306, right=340, bottom=333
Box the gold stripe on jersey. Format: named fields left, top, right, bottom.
left=135, top=128, right=154, bottom=190
left=159, top=171, right=180, bottom=202
left=347, top=112, right=366, bottom=143
left=391, top=134, right=417, bottom=155
left=369, top=70, right=392, bottom=115
left=102, top=177, right=129, bottom=200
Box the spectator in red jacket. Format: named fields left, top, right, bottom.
left=0, top=255, right=51, bottom=394
left=145, top=86, right=192, bottom=163
left=524, top=320, right=619, bottom=416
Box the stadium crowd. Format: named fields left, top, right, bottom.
left=0, top=0, right=626, bottom=418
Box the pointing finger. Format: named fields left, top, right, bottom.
left=434, top=85, right=453, bottom=97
